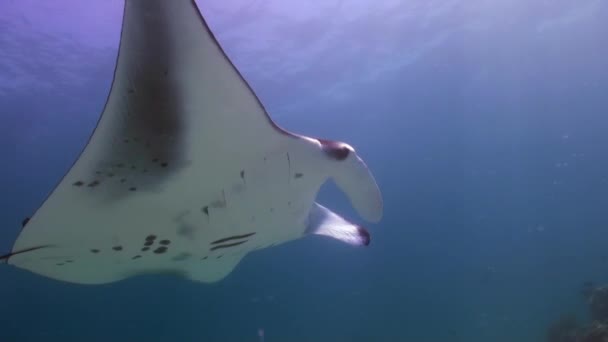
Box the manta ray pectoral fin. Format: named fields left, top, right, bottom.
left=321, top=141, right=383, bottom=223
left=0, top=245, right=52, bottom=264
left=306, top=203, right=371, bottom=246
left=185, top=254, right=245, bottom=283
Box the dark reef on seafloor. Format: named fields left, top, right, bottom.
left=547, top=283, right=608, bottom=342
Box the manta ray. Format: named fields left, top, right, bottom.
left=0, top=0, right=383, bottom=284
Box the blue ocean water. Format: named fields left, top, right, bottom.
left=1, top=0, right=607, bottom=341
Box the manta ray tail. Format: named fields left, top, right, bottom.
left=307, top=203, right=371, bottom=246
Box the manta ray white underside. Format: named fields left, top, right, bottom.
left=1, top=0, right=383, bottom=284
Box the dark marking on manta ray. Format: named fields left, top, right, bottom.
left=287, top=152, right=291, bottom=183
left=144, top=241, right=154, bottom=247
left=112, top=246, right=123, bottom=251
left=152, top=158, right=159, bottom=163
left=270, top=207, right=274, bottom=213
left=210, top=199, right=225, bottom=209
left=201, top=256, right=208, bottom=260
left=88, top=180, right=100, bottom=188
left=141, top=247, right=150, bottom=252
left=294, top=172, right=303, bottom=179
left=65, top=260, right=73, bottom=263
left=0, top=244, right=53, bottom=262
left=159, top=239, right=171, bottom=245
left=95, top=171, right=102, bottom=175
left=153, top=246, right=168, bottom=254
left=202, top=206, right=209, bottom=216
left=319, top=139, right=351, bottom=161
left=211, top=232, right=256, bottom=245
left=210, top=240, right=248, bottom=251
left=132, top=255, right=142, bottom=260
left=94, top=0, right=185, bottom=170
left=240, top=170, right=245, bottom=179
left=56, top=263, right=64, bottom=266
left=129, top=187, right=137, bottom=192
left=145, top=234, right=157, bottom=241
left=160, top=162, right=168, bottom=168
left=116, top=163, right=125, bottom=168
left=120, top=178, right=127, bottom=183
left=73, top=181, right=84, bottom=187
left=21, top=217, right=30, bottom=227
left=216, top=255, right=223, bottom=259
left=90, top=249, right=100, bottom=254
left=208, top=190, right=227, bottom=209
left=172, top=252, right=191, bottom=261
left=177, top=224, right=195, bottom=238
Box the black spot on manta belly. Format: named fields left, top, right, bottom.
left=132, top=255, right=142, bottom=260
left=88, top=180, right=100, bottom=187
left=294, top=172, right=303, bottom=179
left=90, top=249, right=100, bottom=254
left=112, top=246, right=123, bottom=251
left=143, top=241, right=154, bottom=247
left=145, top=235, right=157, bottom=241
left=21, top=217, right=30, bottom=227
left=73, top=181, right=84, bottom=187
left=141, top=247, right=150, bottom=252
left=159, top=239, right=171, bottom=246
left=153, top=246, right=168, bottom=254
